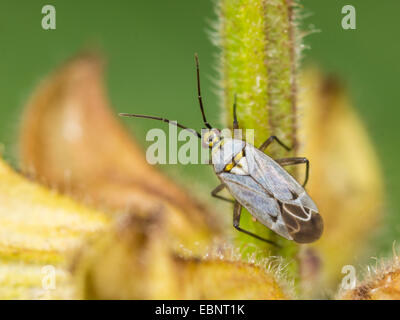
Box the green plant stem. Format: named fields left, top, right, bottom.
left=218, top=0, right=300, bottom=285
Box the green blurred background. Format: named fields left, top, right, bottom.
left=0, top=0, right=399, bottom=256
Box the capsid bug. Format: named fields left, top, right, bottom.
left=120, top=54, right=323, bottom=245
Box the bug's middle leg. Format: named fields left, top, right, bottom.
left=259, top=136, right=291, bottom=153
left=233, top=201, right=279, bottom=247
left=276, top=157, right=310, bottom=187
left=211, top=183, right=234, bottom=203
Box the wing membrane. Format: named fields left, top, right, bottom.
left=219, top=144, right=323, bottom=243
left=219, top=172, right=292, bottom=240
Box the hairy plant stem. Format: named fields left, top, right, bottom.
left=218, top=0, right=300, bottom=284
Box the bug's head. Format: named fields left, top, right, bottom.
left=202, top=128, right=221, bottom=149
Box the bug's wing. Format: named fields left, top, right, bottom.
left=278, top=200, right=323, bottom=243
left=245, top=145, right=323, bottom=243
left=219, top=172, right=293, bottom=240
left=212, top=138, right=245, bottom=173
left=246, top=146, right=304, bottom=201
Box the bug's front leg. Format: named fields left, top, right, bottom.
left=276, top=157, right=310, bottom=187
left=211, top=183, right=234, bottom=203
left=233, top=201, right=280, bottom=247
left=259, top=136, right=291, bottom=153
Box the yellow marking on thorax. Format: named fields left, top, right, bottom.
left=224, top=162, right=235, bottom=172
left=224, top=150, right=245, bottom=172
left=234, top=151, right=244, bottom=162
left=211, top=139, right=225, bottom=155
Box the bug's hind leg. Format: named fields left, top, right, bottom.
left=211, top=183, right=234, bottom=203
left=276, top=157, right=310, bottom=187
left=233, top=201, right=280, bottom=247
left=259, top=136, right=291, bottom=153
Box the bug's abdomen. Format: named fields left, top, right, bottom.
left=218, top=143, right=324, bottom=243
left=218, top=172, right=293, bottom=240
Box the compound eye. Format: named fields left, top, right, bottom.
left=201, top=132, right=212, bottom=148
left=211, top=129, right=220, bottom=138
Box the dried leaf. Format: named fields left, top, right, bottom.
left=74, top=213, right=290, bottom=300
left=19, top=53, right=220, bottom=254
left=0, top=157, right=110, bottom=299
left=298, top=69, right=384, bottom=294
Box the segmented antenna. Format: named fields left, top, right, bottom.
left=195, top=53, right=212, bottom=129
left=119, top=54, right=215, bottom=139
left=119, top=113, right=201, bottom=138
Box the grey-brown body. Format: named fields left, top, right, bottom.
left=211, top=138, right=323, bottom=243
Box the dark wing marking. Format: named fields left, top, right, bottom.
left=279, top=202, right=324, bottom=243
left=245, top=144, right=323, bottom=243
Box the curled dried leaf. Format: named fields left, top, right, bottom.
left=74, top=213, right=290, bottom=300
left=19, top=53, right=221, bottom=254
left=0, top=157, right=110, bottom=299
left=298, top=69, right=384, bottom=294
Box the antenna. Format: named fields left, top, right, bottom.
left=119, top=113, right=201, bottom=138
left=195, top=53, right=212, bottom=129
